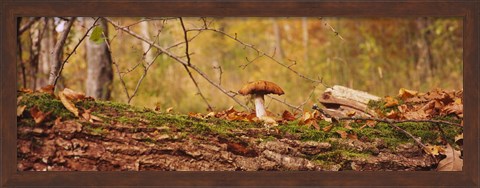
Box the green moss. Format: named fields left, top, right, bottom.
left=311, top=150, right=369, bottom=163
left=18, top=93, right=74, bottom=119
left=84, top=124, right=107, bottom=136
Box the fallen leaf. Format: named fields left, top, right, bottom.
left=17, top=96, right=23, bottom=105
left=455, top=133, right=463, bottom=146
left=260, top=116, right=278, bottom=127
left=385, top=110, right=398, bottom=119
left=59, top=91, right=79, bottom=117
left=90, top=115, right=103, bottom=122
left=205, top=112, right=216, bottom=118
left=281, top=110, right=296, bottom=121
left=29, top=106, right=52, bottom=124
left=336, top=130, right=347, bottom=139
left=346, top=111, right=356, bottom=117
left=437, top=144, right=463, bottom=171
left=62, top=88, right=86, bottom=100
left=347, top=132, right=358, bottom=140
left=398, top=88, right=418, bottom=99
left=38, top=85, right=55, bottom=95
left=384, top=96, right=399, bottom=108
left=18, top=88, right=33, bottom=93
left=17, top=105, right=26, bottom=117
left=322, top=124, right=333, bottom=132
left=424, top=145, right=445, bottom=156
left=441, top=103, right=463, bottom=117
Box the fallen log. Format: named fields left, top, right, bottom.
left=318, top=85, right=380, bottom=118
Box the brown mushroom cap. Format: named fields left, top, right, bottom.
left=238, top=80, right=285, bottom=96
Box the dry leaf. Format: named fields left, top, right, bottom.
left=18, top=88, right=33, bottom=93
left=385, top=110, right=398, bottom=119
left=441, top=103, right=463, bottom=117
left=347, top=132, right=358, bottom=140
left=322, top=124, right=333, bottom=132
left=455, top=133, right=463, bottom=146
left=437, top=144, right=463, bottom=171
left=384, top=96, right=399, bottom=108
left=38, top=85, right=55, bottom=95
left=346, top=111, right=356, bottom=117
left=260, top=116, right=278, bottom=127
left=398, top=88, right=418, bottom=99
left=336, top=130, right=347, bottom=139
left=62, top=88, right=86, bottom=100
left=424, top=145, right=444, bottom=156
left=17, top=105, right=26, bottom=117
left=206, top=112, right=216, bottom=118
left=17, top=96, right=23, bottom=105
left=59, top=91, right=79, bottom=117
left=281, top=110, right=296, bottom=121
left=29, top=106, right=52, bottom=124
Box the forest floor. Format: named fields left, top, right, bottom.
left=16, top=89, right=463, bottom=171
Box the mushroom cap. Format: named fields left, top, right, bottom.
left=238, top=80, right=285, bottom=96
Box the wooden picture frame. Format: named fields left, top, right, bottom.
left=1, top=1, right=478, bottom=187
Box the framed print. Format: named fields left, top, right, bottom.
left=1, top=1, right=479, bottom=187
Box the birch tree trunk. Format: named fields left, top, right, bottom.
left=140, top=19, right=153, bottom=63
left=37, top=18, right=55, bottom=89
left=85, top=18, right=113, bottom=100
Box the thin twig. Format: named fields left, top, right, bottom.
left=105, top=17, right=250, bottom=111
left=187, top=27, right=329, bottom=88
left=179, top=17, right=213, bottom=111
left=337, top=117, right=462, bottom=127
left=318, top=17, right=345, bottom=41
left=19, top=17, right=41, bottom=35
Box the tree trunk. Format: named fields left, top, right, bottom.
left=48, top=17, right=75, bottom=87
left=140, top=18, right=154, bottom=63
left=271, top=18, right=285, bottom=61
left=85, top=18, right=113, bottom=100
left=302, top=17, right=309, bottom=62
left=37, top=18, right=55, bottom=89
left=415, top=17, right=433, bottom=84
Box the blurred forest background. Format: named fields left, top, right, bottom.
left=16, top=17, right=463, bottom=114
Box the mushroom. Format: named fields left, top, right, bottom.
left=238, top=80, right=284, bottom=118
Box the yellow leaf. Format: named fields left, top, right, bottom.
left=454, top=98, right=462, bottom=105
left=424, top=145, right=444, bottom=156
left=384, top=96, right=399, bottom=108
left=63, top=88, right=86, bottom=100
left=322, top=124, right=333, bottom=132
left=398, top=88, right=418, bottom=99
left=346, top=111, right=356, bottom=117
left=59, top=91, right=79, bottom=117
left=17, top=105, right=26, bottom=117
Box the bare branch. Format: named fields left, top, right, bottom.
left=104, top=17, right=250, bottom=111
left=318, top=17, right=345, bottom=41
left=179, top=17, right=213, bottom=111
left=19, top=17, right=41, bottom=35
left=187, top=27, right=329, bottom=88
left=337, top=117, right=462, bottom=128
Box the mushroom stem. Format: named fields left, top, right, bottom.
left=253, top=94, right=267, bottom=118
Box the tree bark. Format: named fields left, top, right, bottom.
left=415, top=17, right=434, bottom=84
left=271, top=18, right=285, bottom=61
left=37, top=18, right=55, bottom=89
left=140, top=18, right=154, bottom=63
left=48, top=17, right=75, bottom=87
left=85, top=18, right=113, bottom=100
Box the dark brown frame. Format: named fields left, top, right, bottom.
left=1, top=0, right=478, bottom=187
